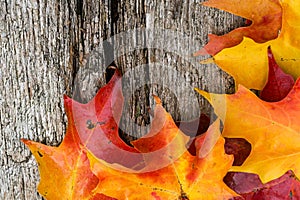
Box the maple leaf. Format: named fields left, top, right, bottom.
left=203, top=0, right=300, bottom=90
left=88, top=119, right=238, bottom=200
left=259, top=46, right=294, bottom=102
left=63, top=70, right=144, bottom=169
left=22, top=101, right=107, bottom=200
left=196, top=78, right=300, bottom=183
left=224, top=171, right=300, bottom=199
left=21, top=71, right=136, bottom=199
left=194, top=0, right=282, bottom=56
left=23, top=69, right=235, bottom=199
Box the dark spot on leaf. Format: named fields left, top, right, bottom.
left=152, top=187, right=163, bottom=192
left=37, top=151, right=43, bottom=157
left=86, top=120, right=95, bottom=129
left=191, top=163, right=195, bottom=170
left=86, top=120, right=105, bottom=129
left=179, top=192, right=189, bottom=200
left=97, top=121, right=106, bottom=125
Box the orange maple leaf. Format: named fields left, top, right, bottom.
left=22, top=101, right=110, bottom=199
left=197, top=77, right=300, bottom=183
left=88, top=119, right=238, bottom=200
left=204, top=0, right=300, bottom=90
left=23, top=70, right=239, bottom=199
left=194, top=0, right=282, bottom=56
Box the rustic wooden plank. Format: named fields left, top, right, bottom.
left=0, top=0, right=244, bottom=199
left=0, top=0, right=79, bottom=199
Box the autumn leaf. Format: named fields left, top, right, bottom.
left=64, top=70, right=144, bottom=169
left=196, top=77, right=300, bottom=183
left=194, top=0, right=282, bottom=56
left=259, top=46, right=294, bottom=102
left=224, top=172, right=264, bottom=196
left=21, top=70, right=137, bottom=199
left=22, top=100, right=106, bottom=200
left=17, top=70, right=137, bottom=199
left=128, top=96, right=191, bottom=172
left=203, top=0, right=300, bottom=90
left=224, top=171, right=300, bottom=199
left=87, top=119, right=239, bottom=200
left=24, top=69, right=233, bottom=199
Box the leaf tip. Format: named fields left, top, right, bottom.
left=20, top=139, right=39, bottom=153
left=63, top=94, right=73, bottom=107
left=21, top=138, right=29, bottom=145
left=201, top=1, right=209, bottom=6
left=199, top=57, right=214, bottom=64
left=21, top=139, right=37, bottom=148
left=193, top=47, right=209, bottom=56
left=152, top=95, right=162, bottom=104
left=195, top=88, right=212, bottom=103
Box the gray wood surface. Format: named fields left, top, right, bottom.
left=0, top=0, right=244, bottom=199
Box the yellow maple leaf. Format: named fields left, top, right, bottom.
left=207, top=0, right=300, bottom=90
left=196, top=78, right=300, bottom=183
